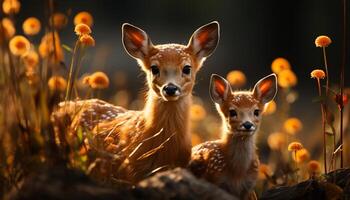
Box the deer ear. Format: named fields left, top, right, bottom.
left=210, top=74, right=231, bottom=104
left=122, top=23, right=154, bottom=60
left=187, top=21, right=220, bottom=60
left=253, top=74, right=277, bottom=104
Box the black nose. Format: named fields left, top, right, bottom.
left=242, top=122, right=253, bottom=130
left=163, top=84, right=179, bottom=96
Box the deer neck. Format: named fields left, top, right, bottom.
left=222, top=131, right=256, bottom=174
left=143, top=90, right=191, bottom=143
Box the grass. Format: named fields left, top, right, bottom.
left=0, top=0, right=349, bottom=198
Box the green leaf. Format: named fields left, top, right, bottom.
left=77, top=127, right=83, bottom=142
left=62, top=44, right=73, bottom=53
left=325, top=131, right=334, bottom=135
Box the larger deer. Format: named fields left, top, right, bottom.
left=52, top=21, right=220, bottom=183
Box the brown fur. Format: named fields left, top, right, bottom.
left=189, top=74, right=277, bottom=199
left=52, top=22, right=220, bottom=183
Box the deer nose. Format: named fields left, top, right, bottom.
left=242, top=121, right=254, bottom=130
left=163, top=84, right=180, bottom=96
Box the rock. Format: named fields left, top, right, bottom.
left=5, top=166, right=132, bottom=200
left=260, top=179, right=326, bottom=200
left=260, top=168, right=350, bottom=200
left=6, top=167, right=237, bottom=200
left=136, top=168, right=238, bottom=200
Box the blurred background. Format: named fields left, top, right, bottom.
left=14, top=0, right=349, bottom=162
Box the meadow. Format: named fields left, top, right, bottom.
left=0, top=0, right=349, bottom=199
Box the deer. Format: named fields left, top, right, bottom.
left=188, top=73, right=277, bottom=199
left=52, top=21, right=220, bottom=183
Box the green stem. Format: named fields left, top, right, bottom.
left=317, top=78, right=327, bottom=173
left=65, top=40, right=80, bottom=102
left=340, top=0, right=347, bottom=169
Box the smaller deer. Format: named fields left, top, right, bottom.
left=189, top=73, right=277, bottom=199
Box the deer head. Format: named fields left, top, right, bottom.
left=122, top=21, right=220, bottom=101
left=210, top=74, right=277, bottom=137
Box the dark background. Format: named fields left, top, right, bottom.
left=18, top=0, right=349, bottom=133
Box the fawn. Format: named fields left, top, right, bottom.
left=52, top=21, right=220, bottom=182
left=189, top=73, right=277, bottom=199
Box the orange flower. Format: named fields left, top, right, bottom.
left=9, top=35, right=30, bottom=56
left=74, top=23, right=92, bottom=36
left=191, top=133, right=202, bottom=146
left=80, top=34, right=95, bottom=46
left=284, top=118, right=303, bottom=135
left=267, top=132, right=286, bottom=150
left=307, top=160, right=321, bottom=174
left=50, top=12, right=68, bottom=29
left=38, top=32, right=64, bottom=61
left=74, top=11, right=93, bottom=27
left=48, top=76, right=67, bottom=92
left=88, top=72, right=109, bottom=89
left=271, top=57, right=291, bottom=74
left=22, top=17, right=41, bottom=36
left=2, top=0, right=20, bottom=15
left=315, top=35, right=332, bottom=47
left=293, top=148, right=310, bottom=163
left=190, top=104, right=206, bottom=121
left=113, top=90, right=130, bottom=108
left=263, top=100, right=276, bottom=115
left=288, top=142, right=303, bottom=152
left=310, top=69, right=326, bottom=79
left=277, top=69, right=297, bottom=88
left=258, top=164, right=271, bottom=180
left=21, top=51, right=39, bottom=67
left=226, top=70, right=246, bottom=87
left=1, top=18, right=15, bottom=39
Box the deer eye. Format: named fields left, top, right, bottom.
left=150, top=65, right=160, bottom=75
left=229, top=109, right=237, bottom=118
left=254, top=109, right=260, bottom=117
left=182, top=65, right=191, bottom=75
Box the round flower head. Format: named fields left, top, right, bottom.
left=226, top=70, right=246, bottom=87
left=258, top=164, right=271, bottom=180
left=191, top=133, right=202, bottom=146
left=80, top=34, right=95, bottom=46
left=23, top=17, right=41, bottom=36
left=277, top=69, right=297, bottom=88
left=74, top=11, right=93, bottom=27
left=48, top=76, right=67, bottom=92
left=9, top=35, right=30, bottom=56
left=288, top=142, right=303, bottom=152
left=2, top=0, right=21, bottom=14
left=50, top=12, right=68, bottom=29
left=315, top=35, right=332, bottom=47
left=82, top=75, right=90, bottom=85
left=267, top=132, right=286, bottom=150
left=311, top=69, right=326, bottom=79
left=284, top=117, right=303, bottom=135
left=89, top=71, right=109, bottom=89
left=26, top=71, right=39, bottom=86
left=21, top=51, right=39, bottom=67
left=38, top=32, right=64, bottom=61
left=74, top=23, right=91, bottom=36
left=2, top=18, right=16, bottom=39
left=293, top=148, right=310, bottom=163
left=307, top=160, right=321, bottom=174
left=271, top=57, right=291, bottom=74
left=190, top=104, right=206, bottom=121
left=263, top=100, right=277, bottom=115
